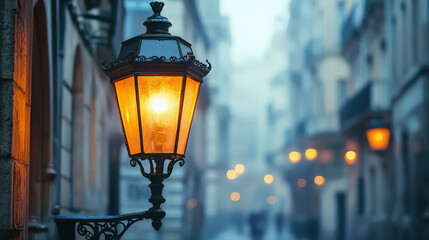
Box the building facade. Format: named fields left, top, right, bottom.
left=0, top=0, right=125, bottom=239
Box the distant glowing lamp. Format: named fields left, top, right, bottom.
left=264, top=174, right=274, bottom=184
left=289, top=151, right=301, bottom=163
left=345, top=151, right=357, bottom=165
left=231, top=192, right=240, bottom=202
left=305, top=148, right=318, bottom=161
left=235, top=164, right=245, bottom=175
left=314, top=176, right=325, bottom=186
left=227, top=170, right=238, bottom=180
left=366, top=115, right=391, bottom=152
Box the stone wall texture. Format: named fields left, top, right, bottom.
left=0, top=0, right=33, bottom=239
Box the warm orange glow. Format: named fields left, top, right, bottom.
left=297, top=178, right=307, bottom=188
left=138, top=75, right=183, bottom=154
left=114, top=77, right=141, bottom=155
left=235, top=164, right=245, bottom=175
left=264, top=174, right=274, bottom=184
left=267, top=195, right=276, bottom=205
left=314, top=176, right=325, bottom=186
left=305, top=148, right=318, bottom=160
left=289, top=151, right=301, bottom=163
left=226, top=170, right=237, bottom=180
left=114, top=75, right=200, bottom=157
left=231, top=192, right=240, bottom=201
left=366, top=128, right=390, bottom=151
left=186, top=199, right=198, bottom=209
left=345, top=151, right=357, bottom=165
left=177, top=77, right=201, bottom=154
left=150, top=97, right=167, bottom=113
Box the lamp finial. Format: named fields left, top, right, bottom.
left=144, top=1, right=172, bottom=34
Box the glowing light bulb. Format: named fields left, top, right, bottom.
left=151, top=98, right=167, bottom=113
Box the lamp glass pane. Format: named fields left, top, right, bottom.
left=114, top=76, right=141, bottom=155
left=138, top=75, right=183, bottom=153
left=177, top=76, right=201, bottom=155
left=366, top=128, right=390, bottom=151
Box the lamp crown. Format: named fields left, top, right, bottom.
left=144, top=1, right=172, bottom=34
left=150, top=1, right=164, bottom=15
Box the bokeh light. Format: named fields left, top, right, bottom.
left=226, top=170, right=237, bottom=180
left=314, top=175, right=325, bottom=186
left=264, top=174, right=274, bottom=184
left=231, top=192, right=240, bottom=202
left=267, top=195, right=276, bottom=205
left=289, top=151, right=301, bottom=163
left=297, top=178, right=307, bottom=188
left=234, top=164, right=245, bottom=175
left=305, top=148, right=318, bottom=160
left=345, top=151, right=357, bottom=165
left=186, top=199, right=198, bottom=209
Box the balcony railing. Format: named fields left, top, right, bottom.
left=340, top=83, right=372, bottom=129
left=340, top=79, right=390, bottom=129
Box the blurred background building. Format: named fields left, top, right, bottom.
left=1, top=0, right=429, bottom=240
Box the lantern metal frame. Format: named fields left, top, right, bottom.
left=54, top=2, right=210, bottom=239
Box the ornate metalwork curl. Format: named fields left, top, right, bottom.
left=101, top=53, right=211, bottom=74
left=130, top=157, right=185, bottom=179
left=164, top=158, right=185, bottom=178
left=130, top=158, right=151, bottom=178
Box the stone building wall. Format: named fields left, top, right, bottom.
left=0, top=0, right=34, bottom=238
left=0, top=0, right=124, bottom=239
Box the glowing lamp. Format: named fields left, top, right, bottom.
left=100, top=2, right=211, bottom=231
left=305, top=148, right=318, bottom=160
left=289, top=151, right=301, bottom=163
left=264, top=174, right=274, bottom=184
left=366, top=116, right=391, bottom=152
left=314, top=176, right=325, bottom=186
left=345, top=151, right=357, bottom=165
left=102, top=7, right=210, bottom=160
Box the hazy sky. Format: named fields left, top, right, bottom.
left=220, top=0, right=290, bottom=64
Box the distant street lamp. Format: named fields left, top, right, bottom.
left=55, top=2, right=210, bottom=239
left=366, top=114, right=391, bottom=152
left=345, top=150, right=357, bottom=165
left=305, top=148, right=318, bottom=161
left=289, top=151, right=301, bottom=163
left=264, top=174, right=274, bottom=184
left=235, top=163, right=245, bottom=174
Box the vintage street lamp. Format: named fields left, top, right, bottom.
left=366, top=114, right=391, bottom=152
left=55, top=2, right=210, bottom=239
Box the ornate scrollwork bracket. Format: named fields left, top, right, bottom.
left=55, top=211, right=150, bottom=240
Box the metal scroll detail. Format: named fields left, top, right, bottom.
left=101, top=53, right=211, bottom=74
left=129, top=157, right=185, bottom=179
left=76, top=218, right=144, bottom=240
